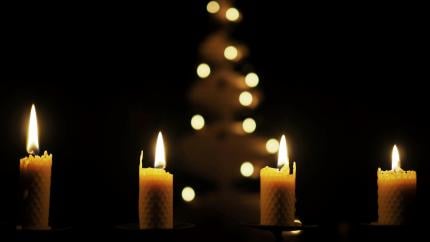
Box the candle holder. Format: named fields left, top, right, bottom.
left=114, top=223, right=194, bottom=241
left=115, top=223, right=194, bottom=230
left=244, top=224, right=318, bottom=242
left=15, top=225, right=72, bottom=241
left=356, top=223, right=419, bottom=241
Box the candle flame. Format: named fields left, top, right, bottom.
left=139, top=150, right=143, bottom=168
left=26, top=104, right=39, bottom=155
left=392, top=145, right=401, bottom=171
left=277, top=135, right=289, bottom=169
left=154, top=132, right=166, bottom=169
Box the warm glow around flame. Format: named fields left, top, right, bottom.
left=154, top=132, right=166, bottom=169
left=392, top=145, right=401, bottom=171
left=26, top=104, right=39, bottom=155
left=277, top=135, right=289, bottom=169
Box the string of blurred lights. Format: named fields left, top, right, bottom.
left=184, top=0, right=282, bottom=203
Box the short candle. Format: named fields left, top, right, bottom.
left=138, top=132, right=173, bottom=229
left=377, top=145, right=416, bottom=225
left=260, top=135, right=296, bottom=226
left=19, top=104, right=52, bottom=229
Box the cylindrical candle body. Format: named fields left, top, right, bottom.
left=19, top=151, right=52, bottom=229
left=260, top=164, right=295, bottom=226
left=139, top=168, right=173, bottom=229
left=377, top=168, right=416, bottom=225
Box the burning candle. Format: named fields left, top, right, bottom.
left=377, top=145, right=416, bottom=225
left=260, top=135, right=296, bottom=226
left=138, top=132, right=173, bottom=229
left=19, top=104, right=52, bottom=229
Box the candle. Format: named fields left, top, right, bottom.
left=139, top=132, right=173, bottom=229
left=19, top=104, right=52, bottom=229
left=377, top=145, right=416, bottom=225
left=260, top=135, right=296, bottom=226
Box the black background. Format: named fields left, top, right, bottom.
left=1, top=1, right=428, bottom=241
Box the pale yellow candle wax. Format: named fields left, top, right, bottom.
left=260, top=135, right=296, bottom=226
left=20, top=104, right=52, bottom=229
left=377, top=145, right=416, bottom=225
left=139, top=132, right=173, bottom=229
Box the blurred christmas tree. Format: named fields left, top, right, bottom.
left=179, top=0, right=280, bottom=223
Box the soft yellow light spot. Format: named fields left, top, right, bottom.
left=291, top=219, right=302, bottom=235
left=239, top=91, right=253, bottom=106
left=206, top=1, right=220, bottom=14
left=191, top=114, right=205, bottom=130
left=240, top=161, right=254, bottom=177
left=224, top=45, right=238, bottom=60
left=196, top=63, right=211, bottom=78
left=225, top=7, right=240, bottom=22
left=181, top=186, right=195, bottom=202
left=392, top=145, right=401, bottom=171
left=242, top=118, right=256, bottom=133
left=277, top=135, right=289, bottom=169
left=154, top=132, right=166, bottom=169
left=266, top=138, right=279, bottom=154
left=245, top=72, right=259, bottom=87
left=26, top=104, right=39, bottom=155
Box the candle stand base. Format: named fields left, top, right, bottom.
left=114, top=223, right=194, bottom=241
left=15, top=226, right=72, bottom=241
left=244, top=224, right=318, bottom=242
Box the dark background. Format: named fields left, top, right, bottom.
left=1, top=1, right=428, bottom=241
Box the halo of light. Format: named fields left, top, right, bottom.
left=181, top=186, right=195, bottom=202
left=206, top=1, right=220, bottom=14
left=224, top=45, right=238, bottom=60
left=191, top=114, right=205, bottom=130
left=239, top=91, right=253, bottom=106
left=266, top=138, right=279, bottom=154
left=242, top=118, right=256, bottom=133
left=245, top=72, right=259, bottom=87
left=197, top=63, right=211, bottom=78
left=240, top=161, right=254, bottom=177
left=225, top=7, right=240, bottom=22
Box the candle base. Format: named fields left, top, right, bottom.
left=355, top=223, right=420, bottom=241
left=114, top=223, right=194, bottom=241
left=244, top=223, right=318, bottom=242
left=115, top=223, right=194, bottom=231
left=15, top=225, right=72, bottom=241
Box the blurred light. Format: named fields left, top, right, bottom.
left=239, top=91, right=253, bottom=106
left=196, top=63, right=211, bottom=78
left=224, top=45, right=238, bottom=60
left=206, top=1, right=220, bottom=14
left=242, top=118, right=256, bottom=133
left=245, top=72, right=259, bottom=87
left=290, top=219, right=302, bottom=235
left=265, top=138, right=279, bottom=154
left=240, top=161, right=254, bottom=177
left=181, top=186, right=195, bottom=202
left=225, top=7, right=240, bottom=22
left=191, top=114, right=205, bottom=130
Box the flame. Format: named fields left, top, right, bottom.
left=277, top=135, right=289, bottom=169
left=139, top=150, right=143, bottom=168
left=154, top=132, right=166, bottom=169
left=392, top=145, right=401, bottom=171
left=26, top=104, right=39, bottom=155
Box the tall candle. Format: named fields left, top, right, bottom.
left=377, top=145, right=416, bottom=225
left=260, top=135, right=296, bottom=226
left=20, top=104, right=52, bottom=229
left=139, top=132, right=173, bottom=229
